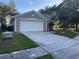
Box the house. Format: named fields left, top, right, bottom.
left=12, top=10, right=50, bottom=32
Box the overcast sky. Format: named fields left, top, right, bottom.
left=0, top=0, right=63, bottom=13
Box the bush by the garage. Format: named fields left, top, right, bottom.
left=1, top=24, right=7, bottom=32
left=7, top=26, right=14, bottom=31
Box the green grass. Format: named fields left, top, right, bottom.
left=53, top=31, right=77, bottom=38
left=0, top=33, right=38, bottom=54
left=36, top=54, right=54, bottom=59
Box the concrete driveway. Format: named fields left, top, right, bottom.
left=23, top=32, right=79, bottom=59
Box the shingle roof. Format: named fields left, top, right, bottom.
left=12, top=10, right=50, bottom=21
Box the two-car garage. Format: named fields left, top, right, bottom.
left=20, top=20, right=44, bottom=31
left=14, top=11, right=49, bottom=32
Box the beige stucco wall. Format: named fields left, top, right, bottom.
left=15, top=19, right=20, bottom=32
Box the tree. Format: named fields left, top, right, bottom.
left=0, top=1, right=18, bottom=23
left=69, top=10, right=79, bottom=30
left=39, top=5, right=57, bottom=17
left=56, top=0, right=79, bottom=30
left=0, top=3, right=10, bottom=24
left=39, top=0, right=79, bottom=31
left=0, top=1, right=18, bottom=32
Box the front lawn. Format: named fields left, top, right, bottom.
left=53, top=31, right=77, bottom=38
left=36, top=54, right=54, bottom=59
left=0, top=32, right=38, bottom=54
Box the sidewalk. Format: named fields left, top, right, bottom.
left=0, top=47, right=48, bottom=59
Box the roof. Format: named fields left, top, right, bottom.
left=43, top=14, right=52, bottom=19
left=12, top=10, right=50, bottom=21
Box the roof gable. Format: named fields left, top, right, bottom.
left=13, top=10, right=50, bottom=21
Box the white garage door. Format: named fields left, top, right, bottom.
left=20, top=21, right=44, bottom=31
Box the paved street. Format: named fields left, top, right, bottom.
left=23, top=31, right=79, bottom=59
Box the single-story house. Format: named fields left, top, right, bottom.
left=12, top=10, right=50, bottom=32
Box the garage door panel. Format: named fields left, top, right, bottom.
left=20, top=21, right=44, bottom=31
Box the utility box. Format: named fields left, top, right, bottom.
left=2, top=31, right=13, bottom=39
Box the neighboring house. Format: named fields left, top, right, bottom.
left=12, top=10, right=50, bottom=32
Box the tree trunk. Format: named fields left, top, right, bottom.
left=76, top=24, right=78, bottom=31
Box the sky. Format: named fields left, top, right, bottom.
left=0, top=0, right=63, bottom=13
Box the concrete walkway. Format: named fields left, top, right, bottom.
left=74, top=36, right=79, bottom=41
left=23, top=32, right=79, bottom=59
